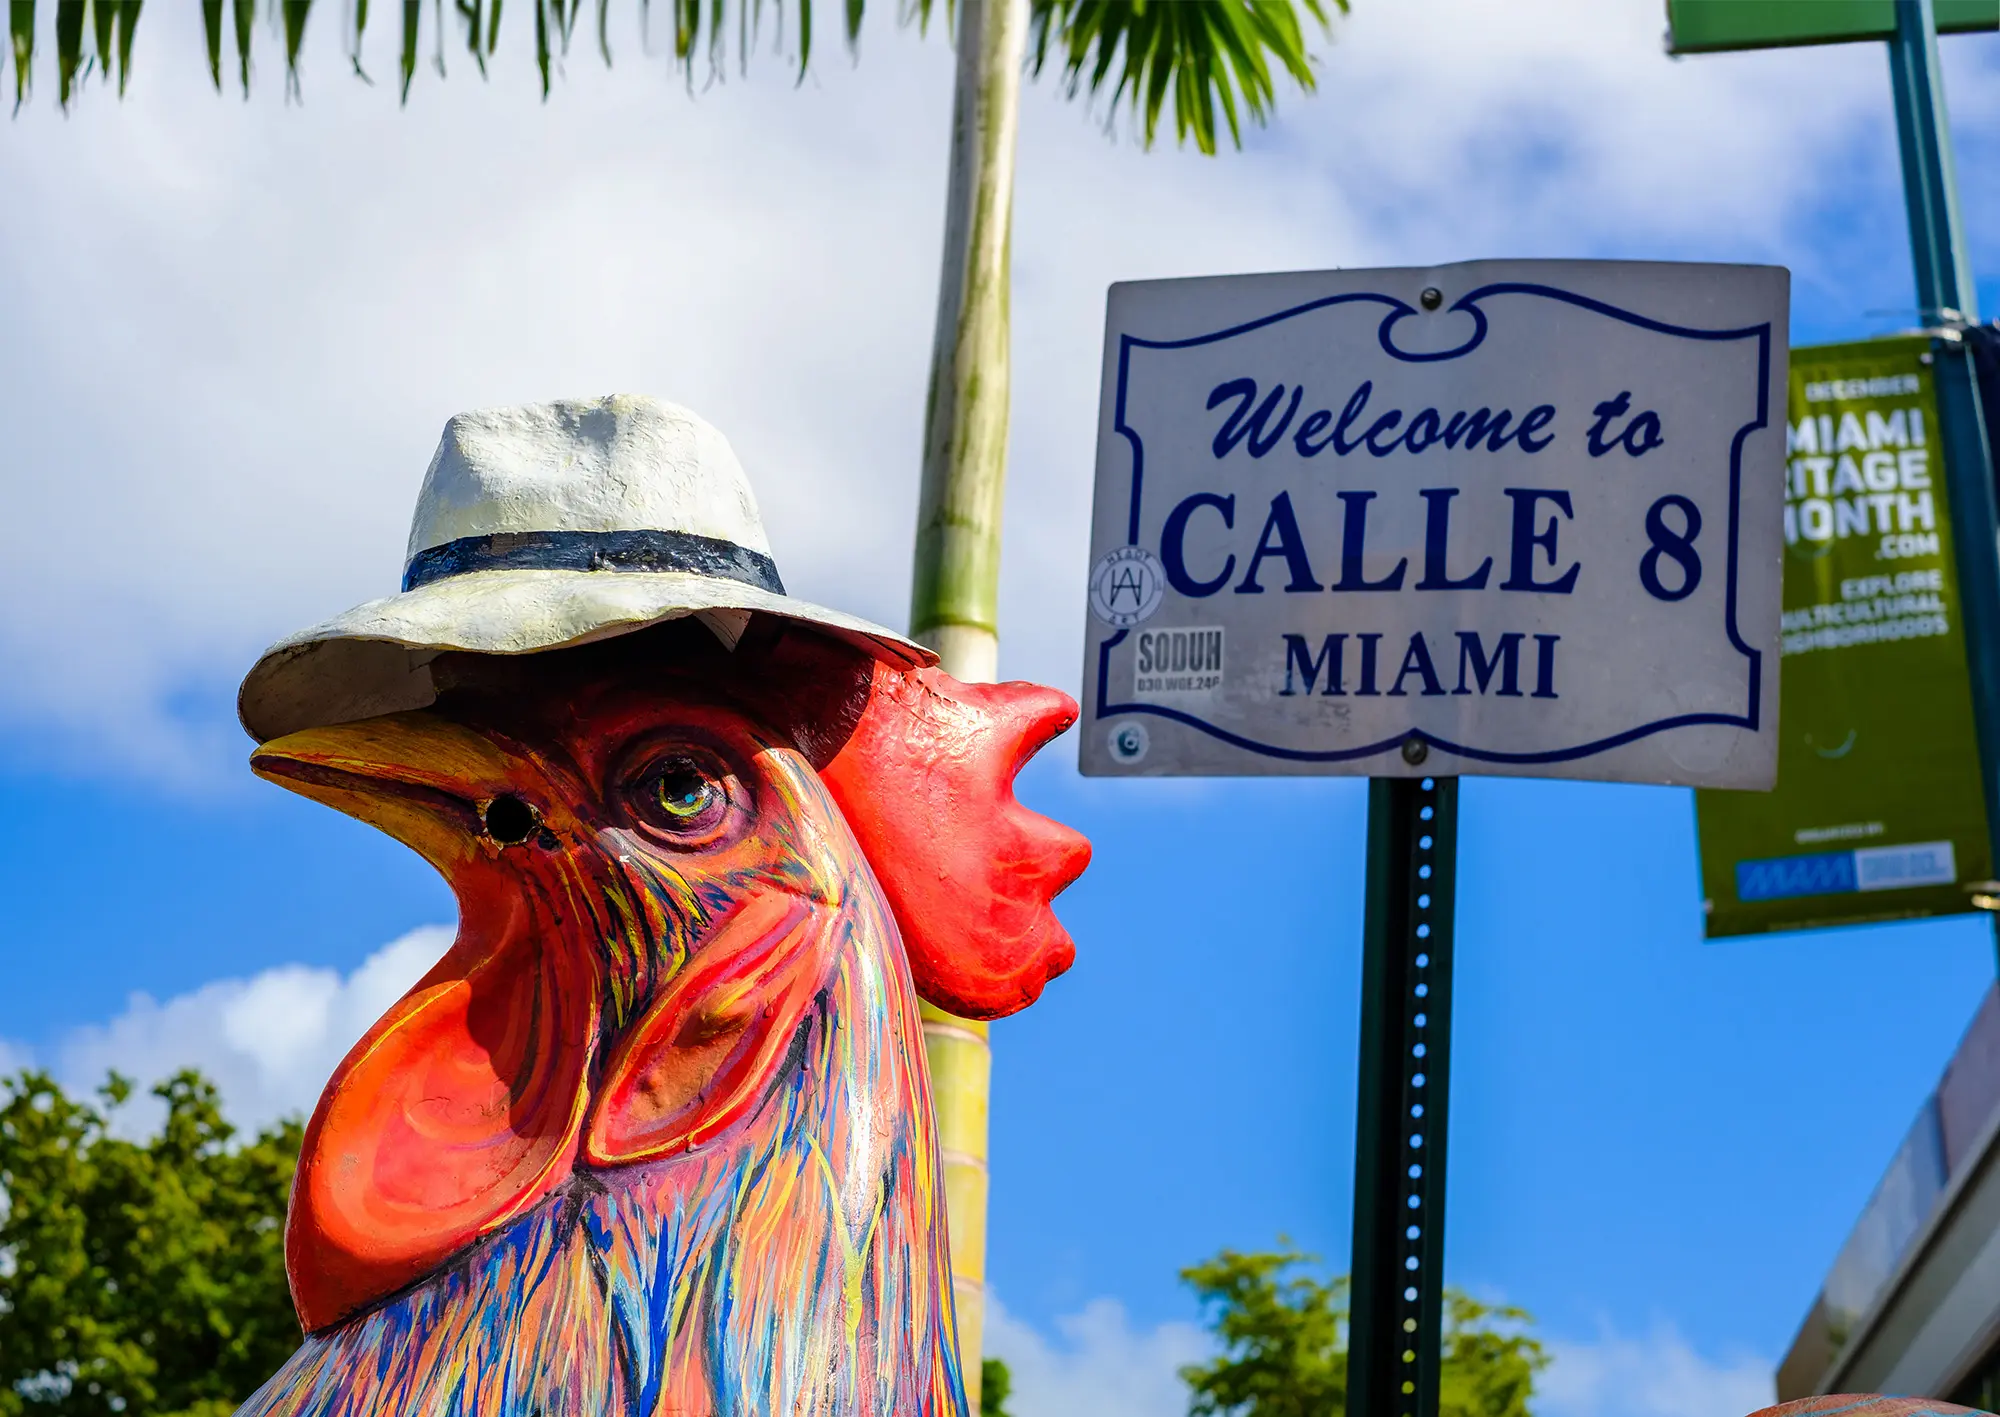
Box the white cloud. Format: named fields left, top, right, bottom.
left=0, top=1, right=1975, bottom=784
left=985, top=1292, right=1210, bottom=1417
left=985, top=1292, right=1777, bottom=1417
left=34, top=926, right=451, bottom=1133
left=1538, top=1322, right=1776, bottom=1417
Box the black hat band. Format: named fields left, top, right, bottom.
left=403, top=529, right=786, bottom=596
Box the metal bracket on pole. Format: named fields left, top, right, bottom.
left=1347, top=775, right=1458, bottom=1417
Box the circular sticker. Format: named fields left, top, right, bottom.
left=1088, top=545, right=1167, bottom=628
left=1107, top=719, right=1150, bottom=765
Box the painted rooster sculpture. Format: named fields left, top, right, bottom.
left=231, top=397, right=1089, bottom=1416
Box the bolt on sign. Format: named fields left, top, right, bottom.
left=1078, top=259, right=1790, bottom=788
left=1696, top=336, right=1992, bottom=936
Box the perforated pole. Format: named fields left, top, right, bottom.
left=1346, top=775, right=1458, bottom=1417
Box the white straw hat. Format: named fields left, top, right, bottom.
left=238, top=394, right=932, bottom=743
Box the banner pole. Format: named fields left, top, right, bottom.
left=1889, top=0, right=2000, bottom=928
left=1347, top=773, right=1458, bottom=1417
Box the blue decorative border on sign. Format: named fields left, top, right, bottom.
left=1094, top=281, right=1772, bottom=765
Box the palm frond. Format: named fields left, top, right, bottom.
left=8, top=0, right=495, bottom=104
left=6, top=0, right=1332, bottom=137
left=4, top=0, right=862, bottom=109
left=1029, top=0, right=1336, bottom=154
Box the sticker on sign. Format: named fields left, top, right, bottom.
left=1133, top=627, right=1225, bottom=696
left=1078, top=259, right=1788, bottom=786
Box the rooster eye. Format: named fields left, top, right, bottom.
left=649, top=758, right=724, bottom=832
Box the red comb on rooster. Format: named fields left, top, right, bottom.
left=232, top=396, right=1089, bottom=1417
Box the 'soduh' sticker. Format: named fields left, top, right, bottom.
left=1134, top=626, right=1223, bottom=696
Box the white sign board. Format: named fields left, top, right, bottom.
left=1078, top=259, right=1788, bottom=787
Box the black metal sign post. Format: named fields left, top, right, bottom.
left=1347, top=772, right=1458, bottom=1417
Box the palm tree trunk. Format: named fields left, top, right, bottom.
left=910, top=0, right=1027, bottom=1408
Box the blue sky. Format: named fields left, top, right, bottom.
left=5, top=4, right=2000, bottom=1414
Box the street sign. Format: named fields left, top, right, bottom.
left=1078, top=259, right=1790, bottom=788
left=1697, top=336, right=1992, bottom=936
left=1667, top=0, right=1997, bottom=55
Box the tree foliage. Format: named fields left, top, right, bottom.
left=6, top=0, right=1337, bottom=153
left=0, top=1070, right=302, bottom=1417
left=979, top=1356, right=1013, bottom=1417
left=1178, top=1245, right=1548, bottom=1417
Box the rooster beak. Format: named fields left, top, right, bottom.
left=255, top=711, right=599, bottom=1336
left=252, top=711, right=522, bottom=871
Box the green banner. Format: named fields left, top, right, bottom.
left=1696, top=336, right=1991, bottom=937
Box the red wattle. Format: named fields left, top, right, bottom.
left=285, top=893, right=596, bottom=1333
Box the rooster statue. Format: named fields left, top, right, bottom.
left=231, top=396, right=1090, bottom=1417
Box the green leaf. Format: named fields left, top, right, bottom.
left=202, top=0, right=223, bottom=89
left=399, top=0, right=418, bottom=99
left=101, top=1069, right=134, bottom=1107
left=92, top=0, right=116, bottom=84
left=348, top=0, right=368, bottom=76
left=533, top=0, right=548, bottom=92
left=283, top=0, right=312, bottom=96
left=113, top=0, right=140, bottom=94
left=450, top=0, right=504, bottom=75
left=232, top=0, right=253, bottom=94
left=11, top=0, right=35, bottom=111
left=533, top=0, right=578, bottom=95
left=53, top=0, right=80, bottom=105
left=456, top=0, right=486, bottom=73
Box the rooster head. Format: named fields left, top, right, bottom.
left=249, top=622, right=1088, bottom=1336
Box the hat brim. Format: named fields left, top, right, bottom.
left=237, top=568, right=935, bottom=743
